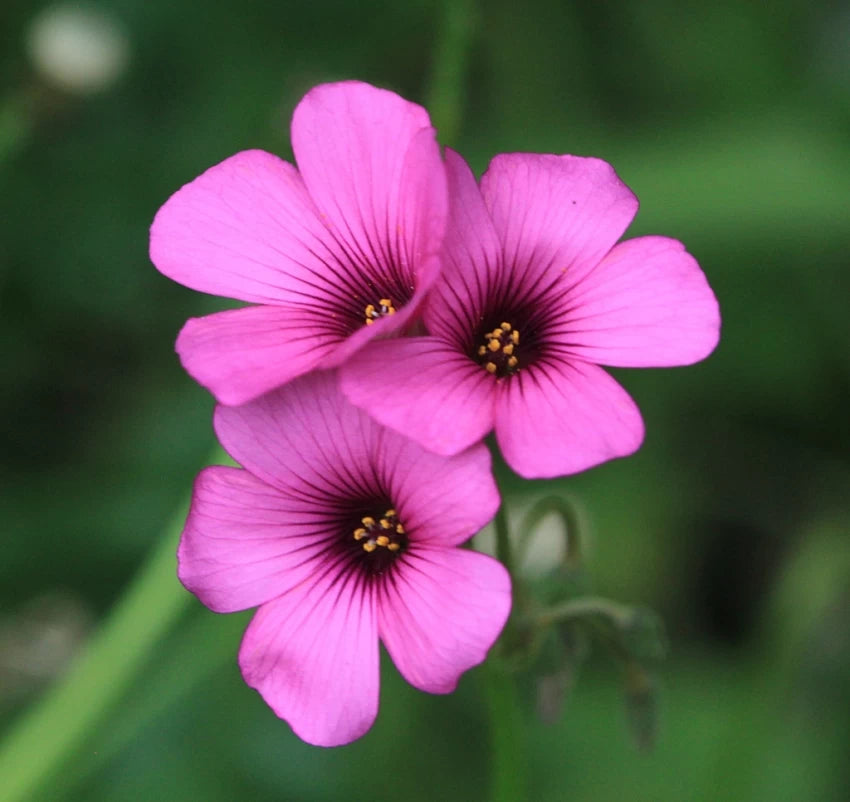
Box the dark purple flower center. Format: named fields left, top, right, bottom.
left=475, top=321, right=521, bottom=378
left=345, top=506, right=408, bottom=577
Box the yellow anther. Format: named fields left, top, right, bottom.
left=507, top=356, right=518, bottom=368
left=365, top=318, right=375, bottom=325
left=361, top=516, right=375, bottom=527
left=511, top=330, right=519, bottom=344
left=379, top=518, right=392, bottom=529
left=364, top=304, right=376, bottom=317
left=376, top=535, right=390, bottom=547
left=502, top=343, right=514, bottom=356
left=491, top=328, right=503, bottom=338
left=500, top=322, right=511, bottom=331
left=485, top=362, right=497, bottom=374
left=385, top=509, right=397, bottom=517
left=477, top=345, right=486, bottom=356
left=379, top=298, right=392, bottom=307
left=395, top=523, right=405, bottom=534
left=353, top=528, right=366, bottom=540
left=387, top=307, right=396, bottom=315
left=388, top=543, right=401, bottom=552
left=488, top=339, right=501, bottom=353
left=362, top=541, right=377, bottom=553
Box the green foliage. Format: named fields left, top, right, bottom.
left=1, top=0, right=849, bottom=799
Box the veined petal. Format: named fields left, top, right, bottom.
left=178, top=467, right=336, bottom=612
left=150, top=150, right=358, bottom=307
left=176, top=305, right=339, bottom=406
left=213, top=371, right=380, bottom=499
left=495, top=359, right=644, bottom=478
left=557, top=236, right=721, bottom=367
left=292, top=82, right=447, bottom=304
left=480, top=154, right=638, bottom=303
left=378, top=549, right=510, bottom=693
left=340, top=337, right=495, bottom=456
left=378, top=434, right=499, bottom=547
left=425, top=149, right=503, bottom=345
left=239, top=571, right=378, bottom=747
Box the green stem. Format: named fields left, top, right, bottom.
left=534, top=595, right=634, bottom=629
left=0, top=448, right=225, bottom=802
left=493, top=501, right=514, bottom=577
left=425, top=0, right=476, bottom=145
left=483, top=660, right=526, bottom=802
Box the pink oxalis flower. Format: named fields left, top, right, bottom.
left=150, top=81, right=447, bottom=405
left=178, top=371, right=511, bottom=747
left=342, top=150, right=721, bottom=478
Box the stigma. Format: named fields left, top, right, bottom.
left=364, top=298, right=396, bottom=326
left=476, top=321, right=520, bottom=378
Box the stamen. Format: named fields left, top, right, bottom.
left=364, top=297, right=397, bottom=326
left=476, top=321, right=521, bottom=378
left=353, top=507, right=407, bottom=558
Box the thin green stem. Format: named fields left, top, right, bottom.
left=0, top=447, right=225, bottom=802
left=483, top=660, right=526, bottom=802
left=493, top=501, right=514, bottom=577
left=534, top=595, right=634, bottom=629
left=425, top=0, right=476, bottom=145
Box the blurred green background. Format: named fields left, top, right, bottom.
left=2, top=0, right=849, bottom=799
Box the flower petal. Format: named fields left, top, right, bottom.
left=424, top=149, right=504, bottom=345
left=239, top=572, right=378, bottom=747
left=176, top=305, right=339, bottom=406
left=495, top=359, right=644, bottom=478
left=213, top=371, right=379, bottom=498
left=379, top=436, right=499, bottom=547
left=340, top=337, right=495, bottom=456
left=557, top=236, right=721, bottom=367
left=178, top=466, right=337, bottom=612
left=291, top=82, right=447, bottom=307
left=378, top=548, right=510, bottom=693
left=150, top=149, right=354, bottom=307
left=480, top=153, right=638, bottom=300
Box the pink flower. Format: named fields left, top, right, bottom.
left=342, top=150, right=721, bottom=478
left=149, top=81, right=447, bottom=406
left=177, top=371, right=511, bottom=747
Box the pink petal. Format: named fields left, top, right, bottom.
left=340, top=337, right=495, bottom=456
left=150, top=150, right=354, bottom=307
left=178, top=466, right=336, bottom=612
left=495, top=359, right=644, bottom=478
left=378, top=548, right=510, bottom=693
left=176, top=305, right=339, bottom=406
left=558, top=236, right=721, bottom=367
left=379, top=436, right=500, bottom=547
left=213, top=371, right=379, bottom=497
left=239, top=571, right=378, bottom=746
left=291, top=82, right=447, bottom=303
left=480, top=153, right=638, bottom=299
left=424, top=149, right=504, bottom=343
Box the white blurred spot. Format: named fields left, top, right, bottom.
left=26, top=4, right=130, bottom=95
